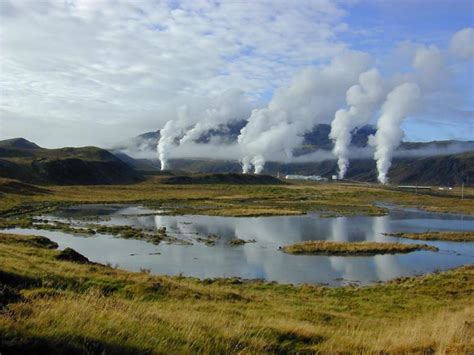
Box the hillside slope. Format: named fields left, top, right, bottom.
left=122, top=153, right=472, bottom=186
left=161, top=173, right=285, bottom=185
left=0, top=138, right=142, bottom=185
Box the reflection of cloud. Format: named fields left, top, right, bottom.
left=46, top=207, right=474, bottom=285
left=372, top=254, right=404, bottom=281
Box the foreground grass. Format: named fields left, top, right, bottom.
left=1, top=232, right=473, bottom=354
left=281, top=240, right=438, bottom=256
left=386, top=231, right=474, bottom=242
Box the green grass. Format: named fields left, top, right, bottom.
left=0, top=232, right=473, bottom=353
left=385, top=231, right=474, bottom=242
left=281, top=240, right=438, bottom=255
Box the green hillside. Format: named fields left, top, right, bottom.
left=0, top=138, right=142, bottom=185
left=135, top=153, right=473, bottom=186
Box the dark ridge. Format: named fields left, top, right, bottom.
left=0, top=179, right=50, bottom=195
left=30, top=158, right=142, bottom=185
left=0, top=138, right=41, bottom=150
left=161, top=173, right=285, bottom=185
left=55, top=248, right=90, bottom=264
left=0, top=138, right=143, bottom=185
left=155, top=153, right=473, bottom=186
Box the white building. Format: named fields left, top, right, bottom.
left=285, top=175, right=328, bottom=181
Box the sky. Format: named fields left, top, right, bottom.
left=0, top=0, right=473, bottom=148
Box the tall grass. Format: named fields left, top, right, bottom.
left=1, top=233, right=473, bottom=353
left=281, top=240, right=438, bottom=255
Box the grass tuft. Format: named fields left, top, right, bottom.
left=281, top=240, right=438, bottom=255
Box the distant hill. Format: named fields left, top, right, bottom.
left=2, top=133, right=472, bottom=186
left=117, top=153, right=472, bottom=186
left=0, top=138, right=142, bottom=185
left=123, top=123, right=472, bottom=156
left=0, top=137, right=41, bottom=150
left=112, top=122, right=473, bottom=186
left=161, top=173, right=285, bottom=185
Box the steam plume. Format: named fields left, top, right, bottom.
left=371, top=82, right=421, bottom=184
left=329, top=69, right=385, bottom=178
left=240, top=156, right=252, bottom=174
left=238, top=51, right=372, bottom=173
left=251, top=155, right=265, bottom=174
left=157, top=90, right=251, bottom=170
left=157, top=113, right=186, bottom=171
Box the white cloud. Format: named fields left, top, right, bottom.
left=450, top=27, right=474, bottom=59
left=0, top=0, right=348, bottom=147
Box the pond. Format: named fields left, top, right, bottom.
left=6, top=205, right=474, bottom=286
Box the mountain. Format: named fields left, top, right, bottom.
left=113, top=119, right=248, bottom=153
left=0, top=137, right=41, bottom=150
left=2, top=132, right=472, bottom=186
left=125, top=123, right=472, bottom=155
left=112, top=122, right=473, bottom=185
left=0, top=138, right=142, bottom=185
left=113, top=152, right=473, bottom=186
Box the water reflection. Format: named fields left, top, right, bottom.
left=4, top=206, right=474, bottom=285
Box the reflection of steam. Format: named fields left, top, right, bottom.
left=371, top=215, right=405, bottom=280
left=368, top=216, right=389, bottom=241
left=154, top=215, right=167, bottom=231
left=330, top=217, right=348, bottom=242
left=328, top=217, right=374, bottom=282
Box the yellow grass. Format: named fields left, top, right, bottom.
left=1, top=177, right=473, bottom=218
left=0, top=232, right=473, bottom=353
left=281, top=240, right=438, bottom=255
left=387, top=231, right=474, bottom=242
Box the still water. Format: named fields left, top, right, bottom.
left=7, top=205, right=474, bottom=285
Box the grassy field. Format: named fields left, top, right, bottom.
left=0, top=232, right=473, bottom=354
left=386, top=231, right=474, bottom=242
left=1, top=177, right=473, bottom=353
left=1, top=176, right=473, bottom=219
left=281, top=240, right=438, bottom=255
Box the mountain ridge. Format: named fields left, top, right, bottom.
left=1, top=135, right=472, bottom=186
left=0, top=139, right=142, bottom=185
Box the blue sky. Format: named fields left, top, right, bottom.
left=0, top=0, right=473, bottom=148
left=343, top=0, right=473, bottom=141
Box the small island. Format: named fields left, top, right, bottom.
left=281, top=240, right=438, bottom=256
left=384, top=231, right=474, bottom=242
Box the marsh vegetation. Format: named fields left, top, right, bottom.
left=0, top=233, right=472, bottom=353
left=385, top=231, right=474, bottom=242
left=1, top=177, right=473, bottom=219
left=281, top=240, right=438, bottom=255
left=0, top=177, right=473, bottom=353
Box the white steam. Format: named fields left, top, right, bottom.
left=240, top=156, right=252, bottom=174
left=329, top=68, right=385, bottom=178
left=157, top=90, right=252, bottom=170
left=157, top=107, right=188, bottom=171
left=238, top=51, right=372, bottom=173
left=152, top=29, right=470, bottom=176
left=371, top=83, right=421, bottom=184
left=251, top=155, right=266, bottom=174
